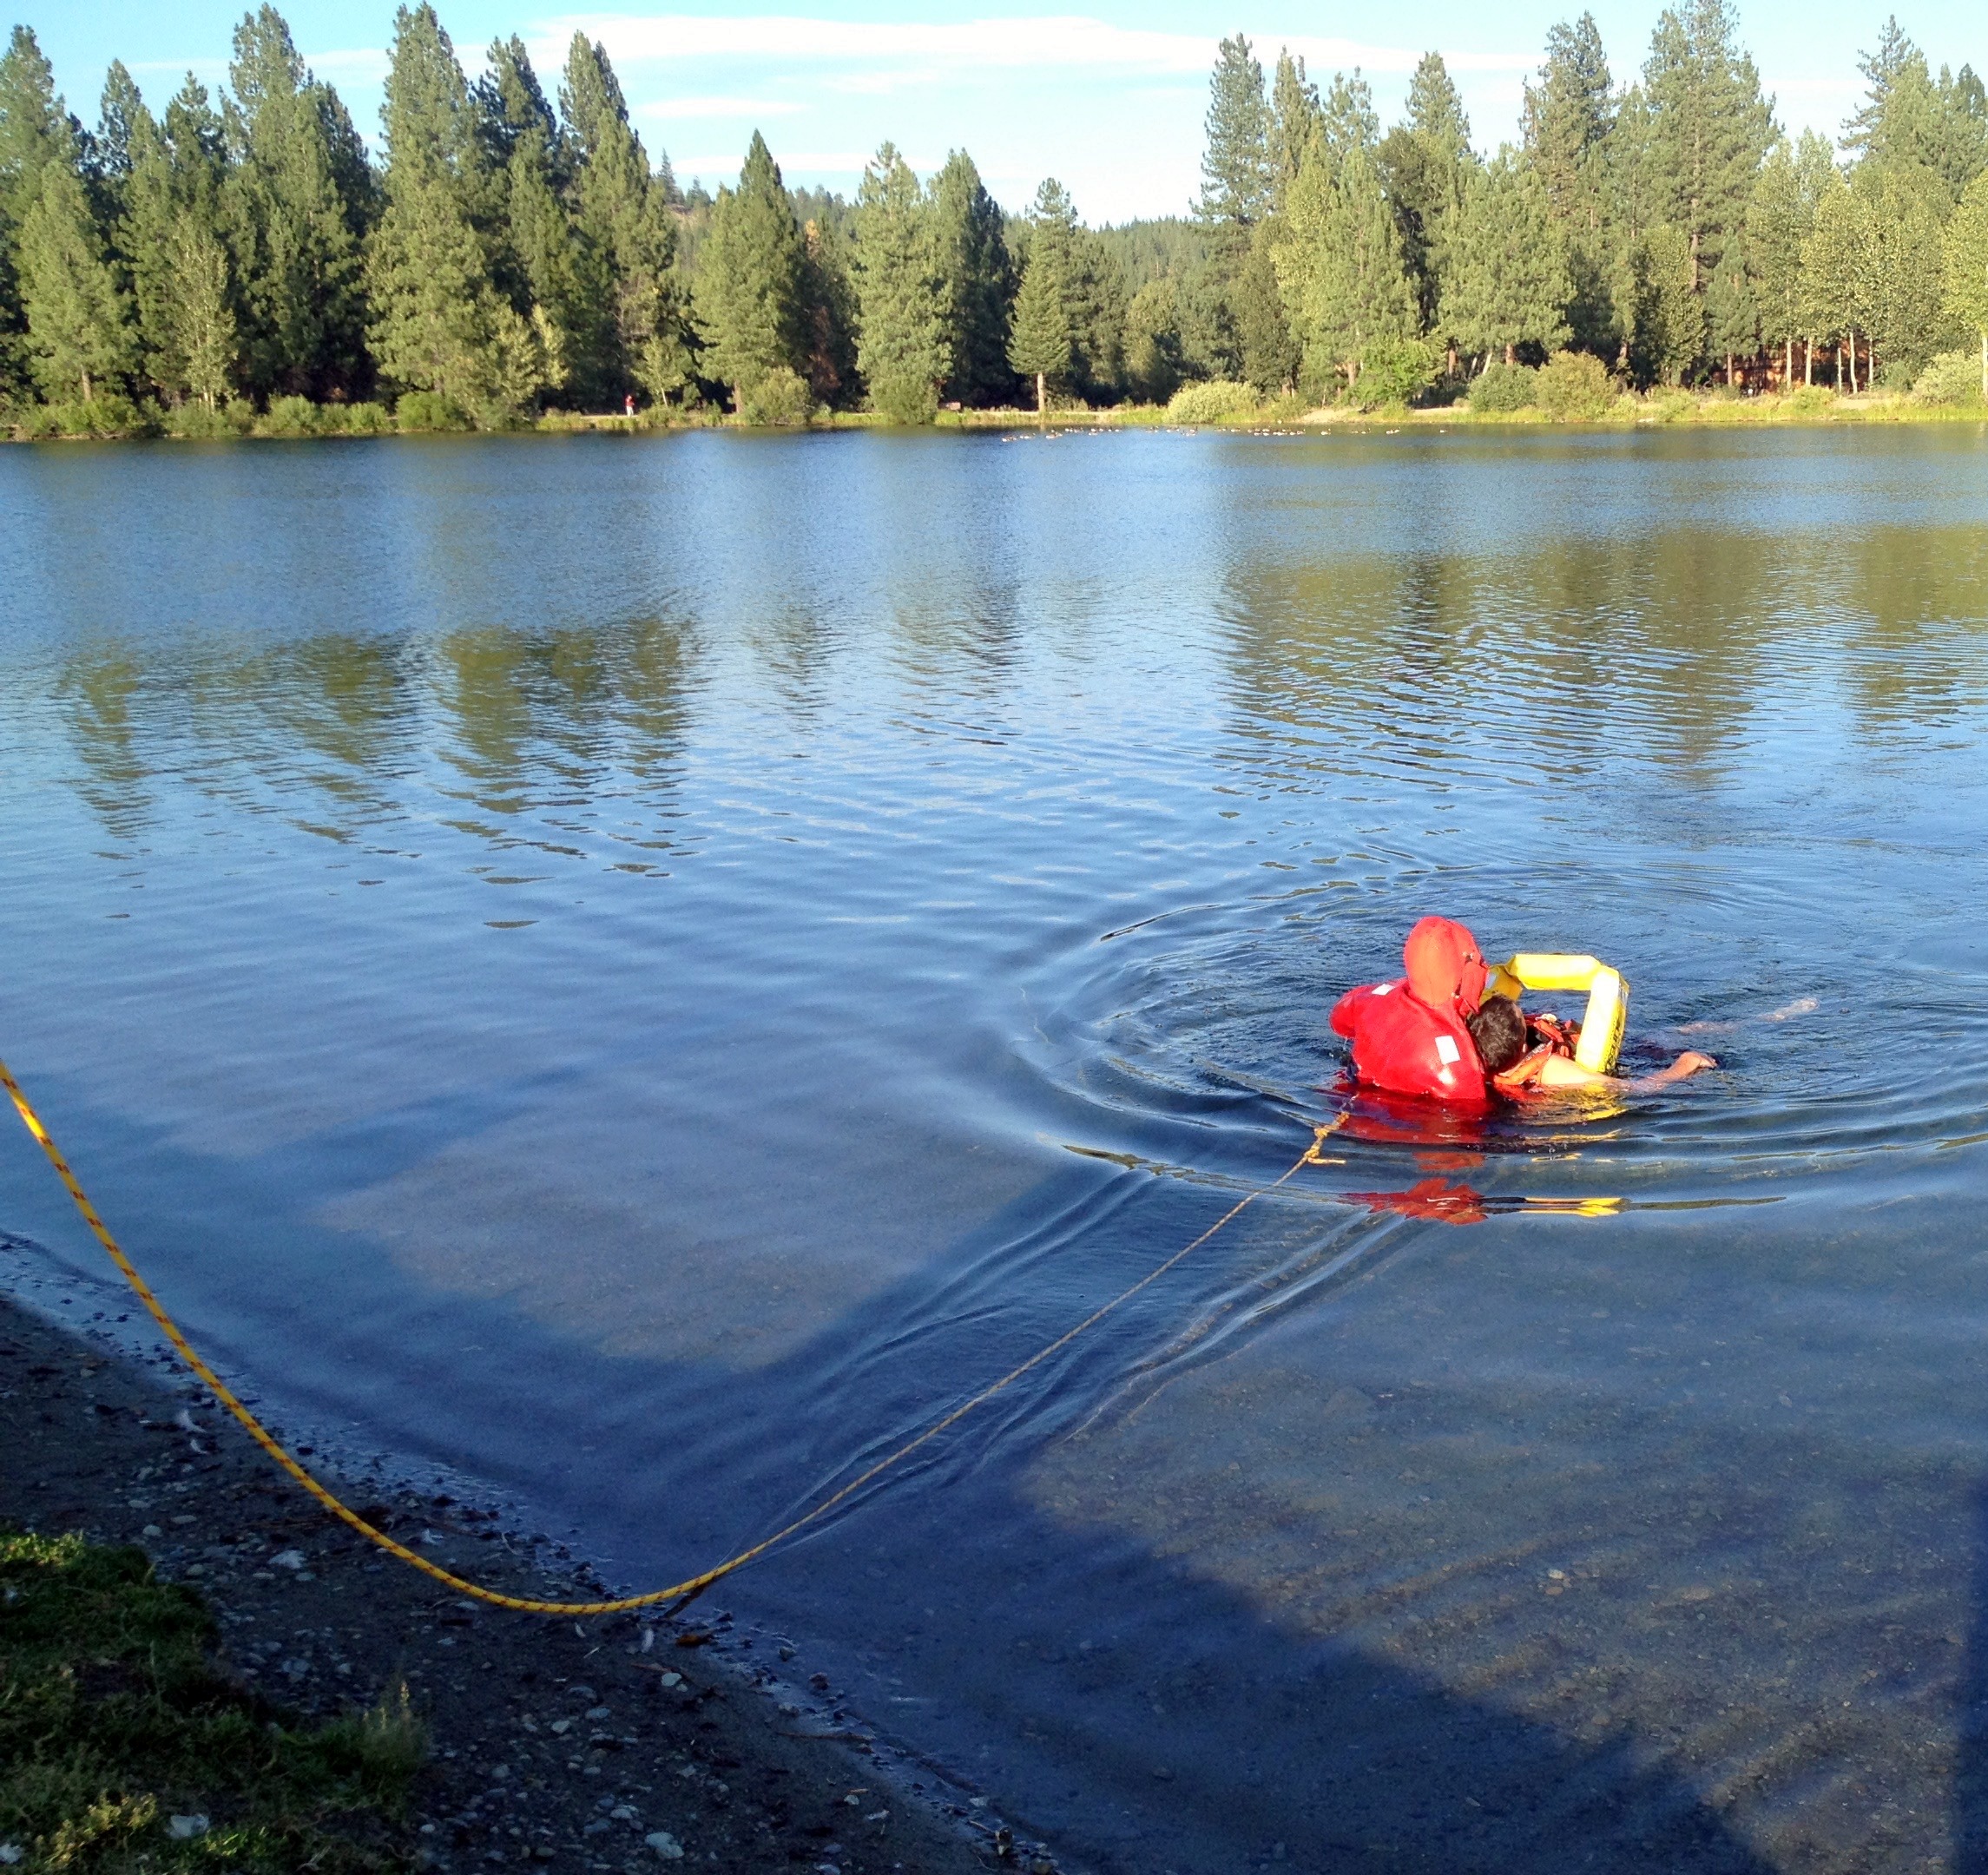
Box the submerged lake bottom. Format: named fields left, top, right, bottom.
left=3, top=424, right=1988, bottom=1872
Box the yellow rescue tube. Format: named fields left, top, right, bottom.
left=1484, top=953, right=1629, bottom=1076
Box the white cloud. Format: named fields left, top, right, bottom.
left=302, top=47, right=393, bottom=82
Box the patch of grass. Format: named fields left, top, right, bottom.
left=0, top=1530, right=422, bottom=1872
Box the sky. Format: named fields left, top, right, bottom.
left=30, top=0, right=1987, bottom=223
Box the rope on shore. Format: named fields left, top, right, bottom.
left=0, top=1049, right=1340, bottom=1617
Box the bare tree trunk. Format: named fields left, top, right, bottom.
left=1805, top=339, right=1813, bottom=386
left=1726, top=352, right=1734, bottom=386
left=81, top=371, right=93, bottom=404
left=1036, top=370, right=1045, bottom=424
left=1981, top=329, right=1987, bottom=405
left=1504, top=343, right=1516, bottom=367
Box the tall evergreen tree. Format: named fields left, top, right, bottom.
left=693, top=130, right=806, bottom=407
left=1276, top=139, right=1417, bottom=393
left=796, top=210, right=858, bottom=407
left=851, top=141, right=945, bottom=422
left=18, top=161, right=135, bottom=400
left=1267, top=49, right=1320, bottom=212
left=1319, top=70, right=1382, bottom=177
left=1641, top=0, right=1774, bottom=292
left=0, top=27, right=83, bottom=396
left=1629, top=222, right=1702, bottom=384
left=1524, top=13, right=1616, bottom=352
left=227, top=6, right=371, bottom=400
left=562, top=35, right=688, bottom=405
left=1704, top=234, right=1755, bottom=378
left=1199, top=36, right=1270, bottom=225
left=1122, top=274, right=1185, bottom=401
left=928, top=149, right=1013, bottom=406
left=1006, top=232, right=1070, bottom=414
left=1234, top=216, right=1298, bottom=391
left=1379, top=52, right=1476, bottom=344
left=368, top=3, right=548, bottom=418
left=1442, top=149, right=1571, bottom=367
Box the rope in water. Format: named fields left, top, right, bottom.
left=0, top=1049, right=1340, bottom=1617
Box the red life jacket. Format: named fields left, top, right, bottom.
left=1330, top=978, right=1490, bottom=1107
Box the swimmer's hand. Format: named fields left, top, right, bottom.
left=1638, top=1049, right=1717, bottom=1089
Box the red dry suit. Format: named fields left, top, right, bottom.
left=1330, top=916, right=1491, bottom=1107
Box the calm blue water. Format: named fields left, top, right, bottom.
left=4, top=425, right=1988, bottom=1872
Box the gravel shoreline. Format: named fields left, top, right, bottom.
left=0, top=1286, right=1030, bottom=1875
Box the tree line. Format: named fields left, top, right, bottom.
left=0, top=0, right=1985, bottom=431
left=1184, top=3, right=1988, bottom=404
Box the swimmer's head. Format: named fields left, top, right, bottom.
left=1404, top=916, right=1488, bottom=1016
left=1467, top=995, right=1528, bottom=1075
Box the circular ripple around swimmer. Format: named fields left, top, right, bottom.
left=1010, top=852, right=1988, bottom=1208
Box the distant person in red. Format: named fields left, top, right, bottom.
left=1331, top=916, right=1493, bottom=1107
left=624, top=393, right=636, bottom=417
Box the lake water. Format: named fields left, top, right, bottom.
left=4, top=425, right=1988, bottom=1872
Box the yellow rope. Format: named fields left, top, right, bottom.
left=0, top=1049, right=1339, bottom=1617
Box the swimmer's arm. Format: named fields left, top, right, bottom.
left=1531, top=1049, right=1718, bottom=1092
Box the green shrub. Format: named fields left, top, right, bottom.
left=1912, top=349, right=1986, bottom=407
left=1467, top=362, right=1538, bottom=413
left=1534, top=350, right=1617, bottom=421
left=1356, top=336, right=1436, bottom=409
left=16, top=392, right=152, bottom=438
left=736, top=366, right=817, bottom=427
left=257, top=393, right=320, bottom=437
left=395, top=389, right=472, bottom=432
left=1780, top=382, right=1836, bottom=416
left=1165, top=378, right=1262, bottom=424
left=166, top=400, right=253, bottom=439
left=1642, top=387, right=1695, bottom=422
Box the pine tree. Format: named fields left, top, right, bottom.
left=1641, top=0, right=1774, bottom=294
left=1122, top=275, right=1184, bottom=401
left=369, top=3, right=547, bottom=418
left=18, top=160, right=135, bottom=400
left=1441, top=149, right=1570, bottom=367
left=1319, top=70, right=1381, bottom=177
left=1276, top=139, right=1418, bottom=394
left=562, top=35, right=688, bottom=406
left=851, top=142, right=945, bottom=422
left=1267, top=50, right=1320, bottom=212
left=693, top=131, right=806, bottom=407
left=1234, top=215, right=1298, bottom=391
left=0, top=26, right=84, bottom=397
left=797, top=211, right=858, bottom=407
left=1629, top=221, right=1702, bottom=384
left=1199, top=36, right=1270, bottom=225
left=1379, top=52, right=1476, bottom=342
left=1523, top=13, right=1616, bottom=352
left=1944, top=169, right=1988, bottom=400
left=928, top=149, right=1013, bottom=405
left=227, top=6, right=370, bottom=400
left=1704, top=234, right=1754, bottom=379
left=1007, top=188, right=1073, bottom=413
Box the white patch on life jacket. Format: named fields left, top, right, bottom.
left=1434, top=1034, right=1460, bottom=1066
left=1372, top=982, right=1393, bottom=996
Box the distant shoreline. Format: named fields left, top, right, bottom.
left=7, top=391, right=1985, bottom=444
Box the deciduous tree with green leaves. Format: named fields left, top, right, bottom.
left=1943, top=169, right=1988, bottom=401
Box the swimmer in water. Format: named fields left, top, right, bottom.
left=1333, top=915, right=1715, bottom=1105
left=1466, top=993, right=1716, bottom=1095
